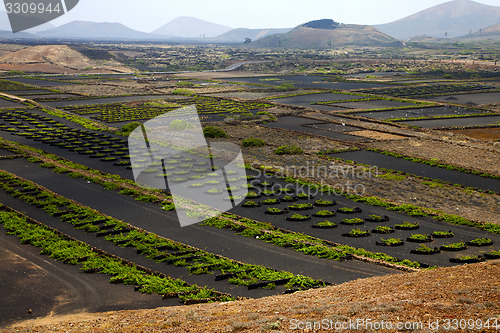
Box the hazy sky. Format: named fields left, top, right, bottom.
left=2, top=0, right=500, bottom=31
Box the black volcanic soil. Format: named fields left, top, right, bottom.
left=0, top=227, right=173, bottom=328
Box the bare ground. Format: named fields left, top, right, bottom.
left=0, top=45, right=132, bottom=74
left=447, top=128, right=500, bottom=141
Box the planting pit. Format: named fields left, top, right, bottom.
left=229, top=169, right=500, bottom=268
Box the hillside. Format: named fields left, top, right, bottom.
left=482, top=21, right=500, bottom=34
left=39, top=21, right=163, bottom=40
left=252, top=19, right=400, bottom=49
left=213, top=27, right=292, bottom=43
left=376, top=0, right=500, bottom=39
left=451, top=21, right=500, bottom=42
left=0, top=45, right=132, bottom=73
left=8, top=261, right=499, bottom=332
left=153, top=16, right=232, bottom=38
left=0, top=30, right=37, bottom=40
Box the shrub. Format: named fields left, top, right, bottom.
left=379, top=238, right=403, bottom=245
left=7, top=70, right=25, bottom=76
left=316, top=221, right=336, bottom=227
left=467, top=237, right=492, bottom=246
left=275, top=145, right=303, bottom=155
left=203, top=126, right=227, bottom=138
left=238, top=112, right=258, bottom=120
left=242, top=137, right=265, bottom=147
left=176, top=81, right=195, bottom=87
left=274, top=83, right=296, bottom=91
left=341, top=218, right=364, bottom=225
left=117, top=122, right=141, bottom=136
left=172, top=88, right=195, bottom=96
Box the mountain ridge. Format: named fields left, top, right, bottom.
left=213, top=27, right=293, bottom=43
left=39, top=21, right=167, bottom=40
left=376, top=0, right=500, bottom=39
left=153, top=16, right=232, bottom=38
left=252, top=19, right=400, bottom=49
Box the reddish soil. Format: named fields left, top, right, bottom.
left=0, top=45, right=131, bottom=74
left=448, top=128, right=500, bottom=141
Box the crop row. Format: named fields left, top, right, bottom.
left=0, top=141, right=420, bottom=270
left=0, top=170, right=326, bottom=291
left=387, top=112, right=492, bottom=123
left=0, top=79, right=38, bottom=91
left=3, top=137, right=496, bottom=270
left=0, top=143, right=441, bottom=270
left=0, top=207, right=232, bottom=304
left=361, top=83, right=494, bottom=98
left=318, top=150, right=498, bottom=196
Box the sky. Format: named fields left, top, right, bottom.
left=1, top=0, right=500, bottom=32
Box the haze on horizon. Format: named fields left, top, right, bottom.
left=1, top=0, right=499, bottom=32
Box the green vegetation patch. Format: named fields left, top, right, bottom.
left=0, top=209, right=232, bottom=303
left=275, top=145, right=303, bottom=155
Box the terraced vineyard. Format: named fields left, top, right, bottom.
left=360, top=83, right=496, bottom=98
left=0, top=170, right=328, bottom=301
left=0, top=208, right=234, bottom=304
left=0, top=79, right=38, bottom=91
left=61, top=97, right=273, bottom=123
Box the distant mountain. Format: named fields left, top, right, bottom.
left=477, top=21, right=500, bottom=35
left=25, top=22, right=56, bottom=33
left=0, top=10, right=54, bottom=34
left=0, top=30, right=37, bottom=39
left=450, top=21, right=500, bottom=41
left=213, top=28, right=293, bottom=43
left=153, top=16, right=232, bottom=38
left=252, top=19, right=400, bottom=49
left=39, top=21, right=165, bottom=40
left=376, top=0, right=500, bottom=40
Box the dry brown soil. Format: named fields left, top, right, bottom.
left=6, top=261, right=499, bottom=333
